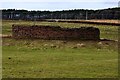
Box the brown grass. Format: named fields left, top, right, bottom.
left=85, top=20, right=120, bottom=24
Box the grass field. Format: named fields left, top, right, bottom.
left=48, top=19, right=120, bottom=24
left=2, top=20, right=118, bottom=78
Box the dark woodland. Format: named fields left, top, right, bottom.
left=2, top=7, right=120, bottom=20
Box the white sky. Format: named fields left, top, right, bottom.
left=0, top=0, right=119, bottom=11
left=0, top=0, right=119, bottom=2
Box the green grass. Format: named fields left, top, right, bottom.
left=2, top=39, right=118, bottom=78
left=2, top=20, right=118, bottom=78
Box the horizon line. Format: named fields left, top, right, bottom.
left=1, top=7, right=119, bottom=11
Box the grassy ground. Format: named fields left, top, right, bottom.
left=2, top=20, right=118, bottom=78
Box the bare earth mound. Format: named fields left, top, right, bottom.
left=12, top=25, right=100, bottom=40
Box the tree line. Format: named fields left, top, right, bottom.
left=2, top=7, right=120, bottom=20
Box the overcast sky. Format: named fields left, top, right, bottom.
left=0, top=0, right=120, bottom=11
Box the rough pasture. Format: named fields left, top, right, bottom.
left=2, top=20, right=118, bottom=78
